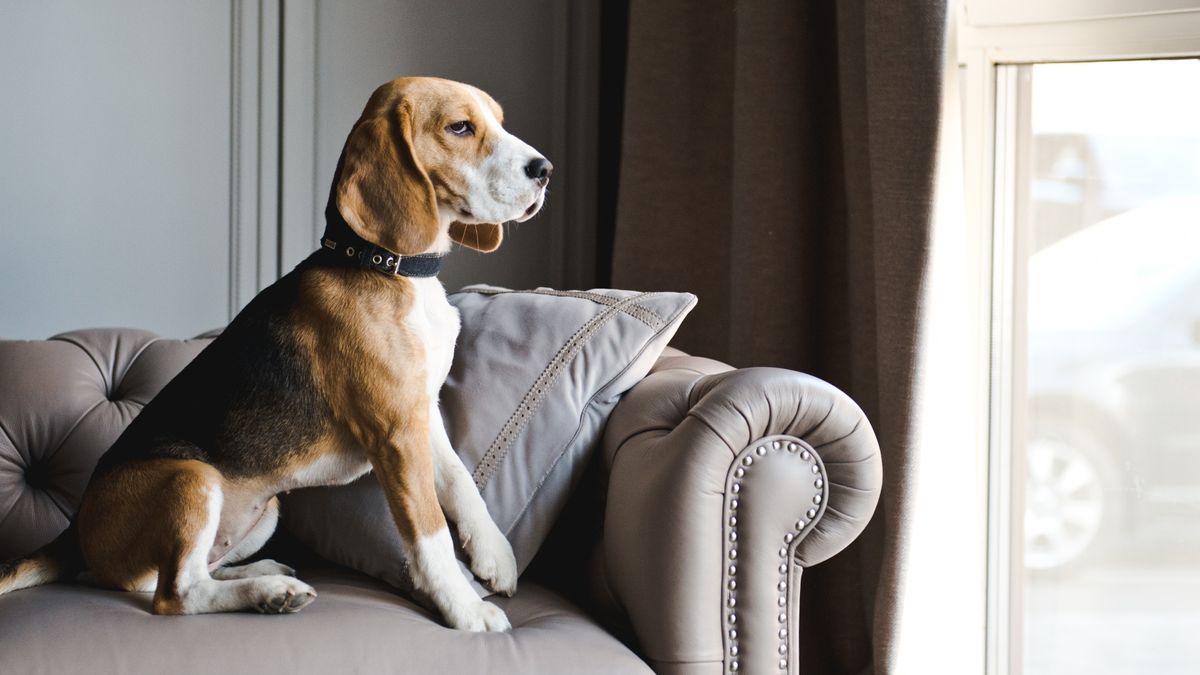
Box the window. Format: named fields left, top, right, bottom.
left=1018, top=59, right=1200, bottom=675
left=957, top=4, right=1200, bottom=674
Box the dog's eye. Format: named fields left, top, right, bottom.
left=446, top=121, right=475, bottom=137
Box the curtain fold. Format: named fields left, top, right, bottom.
left=611, top=1, right=947, bottom=672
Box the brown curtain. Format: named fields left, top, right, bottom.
left=611, top=1, right=947, bottom=673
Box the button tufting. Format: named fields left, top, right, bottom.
left=0, top=329, right=220, bottom=563
left=24, top=462, right=53, bottom=490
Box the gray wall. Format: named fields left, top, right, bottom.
left=0, top=0, right=596, bottom=339
left=0, top=1, right=241, bottom=339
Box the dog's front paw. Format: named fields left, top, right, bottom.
left=445, top=599, right=512, bottom=632
left=465, top=528, right=518, bottom=597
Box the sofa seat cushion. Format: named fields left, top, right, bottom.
left=0, top=569, right=650, bottom=675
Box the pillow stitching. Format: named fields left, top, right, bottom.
left=500, top=296, right=698, bottom=537
left=469, top=294, right=646, bottom=488
left=457, top=286, right=507, bottom=296
left=468, top=311, right=604, bottom=488
left=470, top=293, right=651, bottom=489
left=521, top=289, right=668, bottom=328
left=530, top=289, right=669, bottom=328
left=455, top=287, right=668, bottom=329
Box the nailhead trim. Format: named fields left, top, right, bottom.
left=723, top=435, right=829, bottom=674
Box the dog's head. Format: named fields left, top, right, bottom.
left=331, top=77, right=551, bottom=255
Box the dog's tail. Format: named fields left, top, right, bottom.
left=0, top=522, right=82, bottom=596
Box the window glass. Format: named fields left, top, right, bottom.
left=1022, top=59, right=1200, bottom=674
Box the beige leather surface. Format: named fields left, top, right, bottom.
left=0, top=330, right=212, bottom=559
left=0, top=329, right=653, bottom=673
left=0, top=330, right=881, bottom=674
left=599, top=358, right=882, bottom=673
left=0, top=569, right=651, bottom=674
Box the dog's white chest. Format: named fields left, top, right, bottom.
left=405, top=276, right=461, bottom=397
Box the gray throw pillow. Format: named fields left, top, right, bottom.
left=280, top=286, right=695, bottom=596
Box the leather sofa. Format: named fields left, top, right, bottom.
left=0, top=329, right=881, bottom=674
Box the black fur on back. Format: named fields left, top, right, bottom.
left=93, top=255, right=333, bottom=480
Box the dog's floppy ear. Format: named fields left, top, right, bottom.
left=448, top=222, right=504, bottom=253
left=335, top=100, right=439, bottom=254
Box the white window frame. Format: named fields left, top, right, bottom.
left=957, top=4, right=1200, bottom=674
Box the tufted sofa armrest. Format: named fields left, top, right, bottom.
left=598, top=352, right=882, bottom=674
left=0, top=330, right=211, bottom=560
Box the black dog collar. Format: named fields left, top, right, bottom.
left=317, top=215, right=445, bottom=278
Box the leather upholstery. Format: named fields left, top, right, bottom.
left=0, top=330, right=211, bottom=559
left=0, top=329, right=882, bottom=674
left=598, top=356, right=882, bottom=673
left=0, top=571, right=651, bottom=674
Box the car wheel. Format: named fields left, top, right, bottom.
left=1023, top=421, right=1119, bottom=571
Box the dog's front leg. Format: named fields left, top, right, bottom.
left=429, top=401, right=518, bottom=596
left=367, top=417, right=511, bottom=632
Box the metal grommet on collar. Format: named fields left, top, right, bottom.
left=319, top=216, right=445, bottom=278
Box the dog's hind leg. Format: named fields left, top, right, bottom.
left=208, top=497, right=296, bottom=580
left=151, top=475, right=315, bottom=615
left=78, top=459, right=314, bottom=615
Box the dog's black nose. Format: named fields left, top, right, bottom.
left=525, top=157, right=553, bottom=185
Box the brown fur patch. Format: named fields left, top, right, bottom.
left=76, top=459, right=221, bottom=613
left=289, top=267, right=447, bottom=540
left=336, top=77, right=509, bottom=255
left=336, top=102, right=441, bottom=255
left=448, top=221, right=504, bottom=253
left=322, top=77, right=512, bottom=538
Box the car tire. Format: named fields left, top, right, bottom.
left=1023, top=416, right=1123, bottom=574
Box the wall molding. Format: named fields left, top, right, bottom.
left=279, top=0, right=319, bottom=274
left=228, top=0, right=286, bottom=321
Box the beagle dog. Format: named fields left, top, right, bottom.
left=0, top=77, right=550, bottom=632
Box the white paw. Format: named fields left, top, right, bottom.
left=252, top=575, right=317, bottom=614
left=446, top=599, right=512, bottom=632
left=465, top=527, right=518, bottom=597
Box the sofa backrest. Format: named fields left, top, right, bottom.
left=0, top=329, right=211, bottom=559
